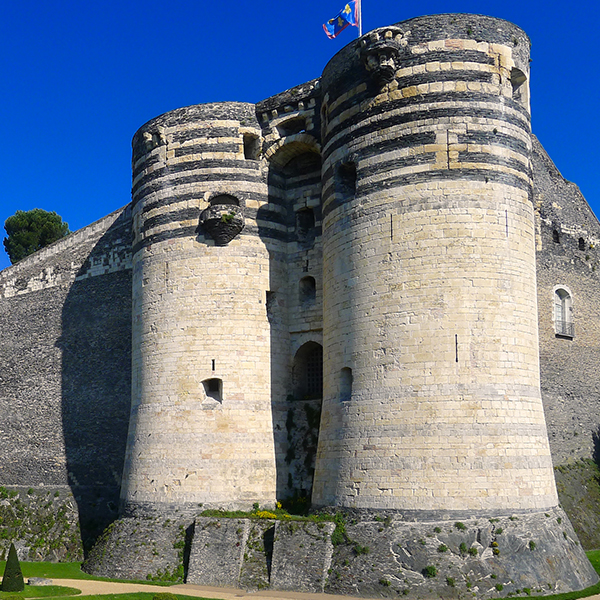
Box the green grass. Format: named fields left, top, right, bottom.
left=0, top=564, right=172, bottom=587
left=0, top=564, right=96, bottom=581
left=0, top=586, right=80, bottom=598
left=586, top=550, right=600, bottom=573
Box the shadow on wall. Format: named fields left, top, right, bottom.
left=58, top=212, right=132, bottom=554
left=593, top=428, right=600, bottom=469
left=258, top=143, right=324, bottom=510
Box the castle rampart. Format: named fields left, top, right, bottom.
left=1, top=11, right=600, bottom=597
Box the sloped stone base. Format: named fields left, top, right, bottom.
left=85, top=507, right=598, bottom=598
left=326, top=507, right=598, bottom=598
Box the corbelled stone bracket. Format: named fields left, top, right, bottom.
left=199, top=204, right=244, bottom=246
left=360, top=26, right=410, bottom=86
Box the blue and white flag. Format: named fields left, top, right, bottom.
left=323, top=1, right=358, bottom=39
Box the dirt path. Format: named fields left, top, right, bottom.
left=51, top=578, right=358, bottom=600
left=44, top=580, right=600, bottom=600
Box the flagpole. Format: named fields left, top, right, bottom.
left=358, top=0, right=362, bottom=36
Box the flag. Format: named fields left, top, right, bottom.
left=323, top=1, right=358, bottom=39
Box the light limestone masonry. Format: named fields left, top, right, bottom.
left=120, top=104, right=279, bottom=514
left=312, top=18, right=557, bottom=514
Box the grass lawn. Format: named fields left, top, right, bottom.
left=0, top=564, right=171, bottom=586
left=0, top=564, right=96, bottom=581
left=0, top=587, right=80, bottom=598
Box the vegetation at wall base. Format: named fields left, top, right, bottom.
left=1, top=544, right=24, bottom=592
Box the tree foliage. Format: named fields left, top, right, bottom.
left=3, top=209, right=70, bottom=264
left=1, top=543, right=24, bottom=592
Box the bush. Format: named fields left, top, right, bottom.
left=1, top=543, right=24, bottom=592
left=353, top=544, right=370, bottom=555
left=423, top=565, right=437, bottom=578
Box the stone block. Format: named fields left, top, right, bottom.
left=187, top=518, right=249, bottom=587
left=270, top=521, right=335, bottom=593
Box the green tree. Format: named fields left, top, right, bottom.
left=1, top=543, right=24, bottom=591
left=3, top=209, right=70, bottom=264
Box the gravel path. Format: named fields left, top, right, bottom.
left=40, top=580, right=600, bottom=600
left=49, top=579, right=356, bottom=600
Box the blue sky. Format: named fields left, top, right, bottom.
left=1, top=0, right=598, bottom=271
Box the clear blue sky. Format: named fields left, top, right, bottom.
left=1, top=0, right=598, bottom=271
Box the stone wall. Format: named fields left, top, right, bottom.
left=0, top=486, right=83, bottom=562
left=85, top=509, right=597, bottom=597
left=0, top=206, right=132, bottom=549
left=533, top=138, right=600, bottom=466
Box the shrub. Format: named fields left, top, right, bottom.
left=331, top=514, right=347, bottom=546
left=529, top=540, right=536, bottom=551
left=496, top=584, right=504, bottom=591
left=1, top=543, right=24, bottom=592
left=446, top=576, right=455, bottom=587
left=423, top=565, right=437, bottom=578
left=468, top=546, right=478, bottom=556
left=353, top=544, right=370, bottom=555
left=434, top=526, right=441, bottom=533
left=438, top=544, right=448, bottom=553
left=459, top=542, right=468, bottom=554
left=455, top=522, right=467, bottom=530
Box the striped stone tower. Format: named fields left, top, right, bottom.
left=87, top=14, right=599, bottom=595
left=120, top=103, right=279, bottom=515
left=312, top=14, right=558, bottom=515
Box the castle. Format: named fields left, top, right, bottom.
left=1, top=12, right=600, bottom=598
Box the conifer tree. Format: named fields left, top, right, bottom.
left=1, top=543, right=24, bottom=592
left=3, top=208, right=70, bottom=264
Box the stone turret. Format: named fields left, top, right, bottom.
left=313, top=14, right=555, bottom=516
left=120, top=103, right=278, bottom=515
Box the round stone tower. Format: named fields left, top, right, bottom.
left=120, top=103, right=278, bottom=515
left=313, top=14, right=557, bottom=515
